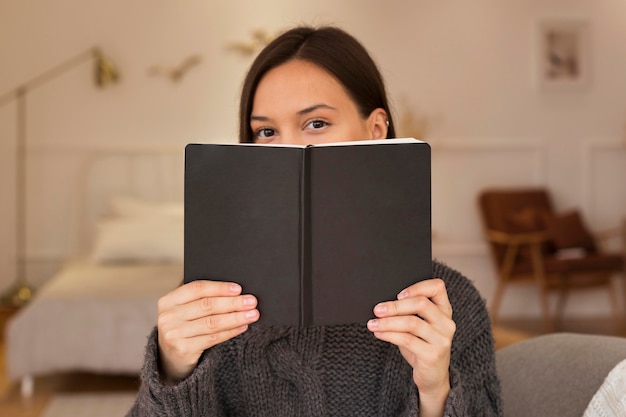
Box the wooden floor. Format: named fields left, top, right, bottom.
left=0, top=333, right=139, bottom=417
left=0, top=317, right=623, bottom=417
left=492, top=316, right=625, bottom=349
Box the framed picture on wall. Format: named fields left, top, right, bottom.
left=535, top=17, right=590, bottom=91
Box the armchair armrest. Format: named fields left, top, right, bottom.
left=593, top=227, right=621, bottom=242
left=592, top=226, right=623, bottom=253
left=485, top=229, right=552, bottom=280
left=486, top=229, right=551, bottom=245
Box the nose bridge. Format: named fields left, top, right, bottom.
left=278, top=127, right=305, bottom=146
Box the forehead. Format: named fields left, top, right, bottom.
left=252, top=59, right=355, bottom=114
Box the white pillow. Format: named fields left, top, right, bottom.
left=90, top=215, right=184, bottom=263
left=90, top=196, right=184, bottom=263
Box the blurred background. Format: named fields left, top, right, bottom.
left=1, top=0, right=625, bottom=330
left=1, top=0, right=625, bottom=415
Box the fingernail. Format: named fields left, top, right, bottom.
left=243, top=295, right=256, bottom=306
left=374, top=304, right=387, bottom=314
left=397, top=290, right=408, bottom=300
left=367, top=319, right=379, bottom=329
left=229, top=283, right=241, bottom=294
left=245, top=310, right=259, bottom=319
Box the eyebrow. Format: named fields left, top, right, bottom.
left=297, top=103, right=337, bottom=116
left=250, top=103, right=337, bottom=122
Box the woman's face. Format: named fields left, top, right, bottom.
left=250, top=59, right=388, bottom=145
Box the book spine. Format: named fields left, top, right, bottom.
left=300, top=147, right=313, bottom=326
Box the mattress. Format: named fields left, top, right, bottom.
left=6, top=260, right=182, bottom=380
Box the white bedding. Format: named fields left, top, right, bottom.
left=6, top=259, right=182, bottom=380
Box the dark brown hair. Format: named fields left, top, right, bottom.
left=238, top=26, right=395, bottom=143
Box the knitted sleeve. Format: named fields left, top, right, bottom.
left=126, top=327, right=229, bottom=417
left=434, top=261, right=504, bottom=417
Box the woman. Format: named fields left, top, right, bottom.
left=128, top=26, right=502, bottom=417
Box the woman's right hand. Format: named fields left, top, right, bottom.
left=156, top=280, right=259, bottom=383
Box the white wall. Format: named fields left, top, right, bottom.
left=1, top=0, right=625, bottom=318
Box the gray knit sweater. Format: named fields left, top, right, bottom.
left=127, top=261, right=503, bottom=416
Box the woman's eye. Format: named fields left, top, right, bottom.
left=306, top=120, right=329, bottom=130
left=255, top=128, right=276, bottom=140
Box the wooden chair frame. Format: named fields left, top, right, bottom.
left=484, top=228, right=623, bottom=332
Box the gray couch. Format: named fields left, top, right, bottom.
left=496, top=332, right=626, bottom=417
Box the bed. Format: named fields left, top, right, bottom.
left=5, top=148, right=185, bottom=397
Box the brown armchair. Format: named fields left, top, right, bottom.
left=478, top=188, right=624, bottom=331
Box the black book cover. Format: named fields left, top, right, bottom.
left=184, top=138, right=431, bottom=326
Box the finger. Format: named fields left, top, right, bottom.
left=396, top=278, right=452, bottom=315
left=181, top=294, right=258, bottom=321
left=163, top=309, right=260, bottom=340
left=367, top=315, right=450, bottom=345
left=191, top=324, right=251, bottom=350
left=374, top=295, right=448, bottom=323
left=368, top=315, right=428, bottom=338
left=373, top=297, right=456, bottom=337
left=184, top=310, right=260, bottom=338
left=164, top=324, right=251, bottom=357
left=373, top=330, right=451, bottom=375
left=159, top=280, right=242, bottom=311
left=370, top=328, right=427, bottom=353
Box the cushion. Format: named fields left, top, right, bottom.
left=90, top=196, right=184, bottom=263
left=504, top=207, right=546, bottom=233
left=496, top=333, right=626, bottom=417
left=90, top=215, right=183, bottom=263
left=543, top=210, right=596, bottom=252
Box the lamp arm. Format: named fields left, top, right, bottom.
left=0, top=47, right=98, bottom=106
left=0, top=45, right=117, bottom=306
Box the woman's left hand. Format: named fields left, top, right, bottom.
left=367, top=278, right=456, bottom=417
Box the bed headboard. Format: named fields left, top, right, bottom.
left=72, top=146, right=185, bottom=257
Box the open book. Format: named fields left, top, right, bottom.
left=184, top=138, right=432, bottom=326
